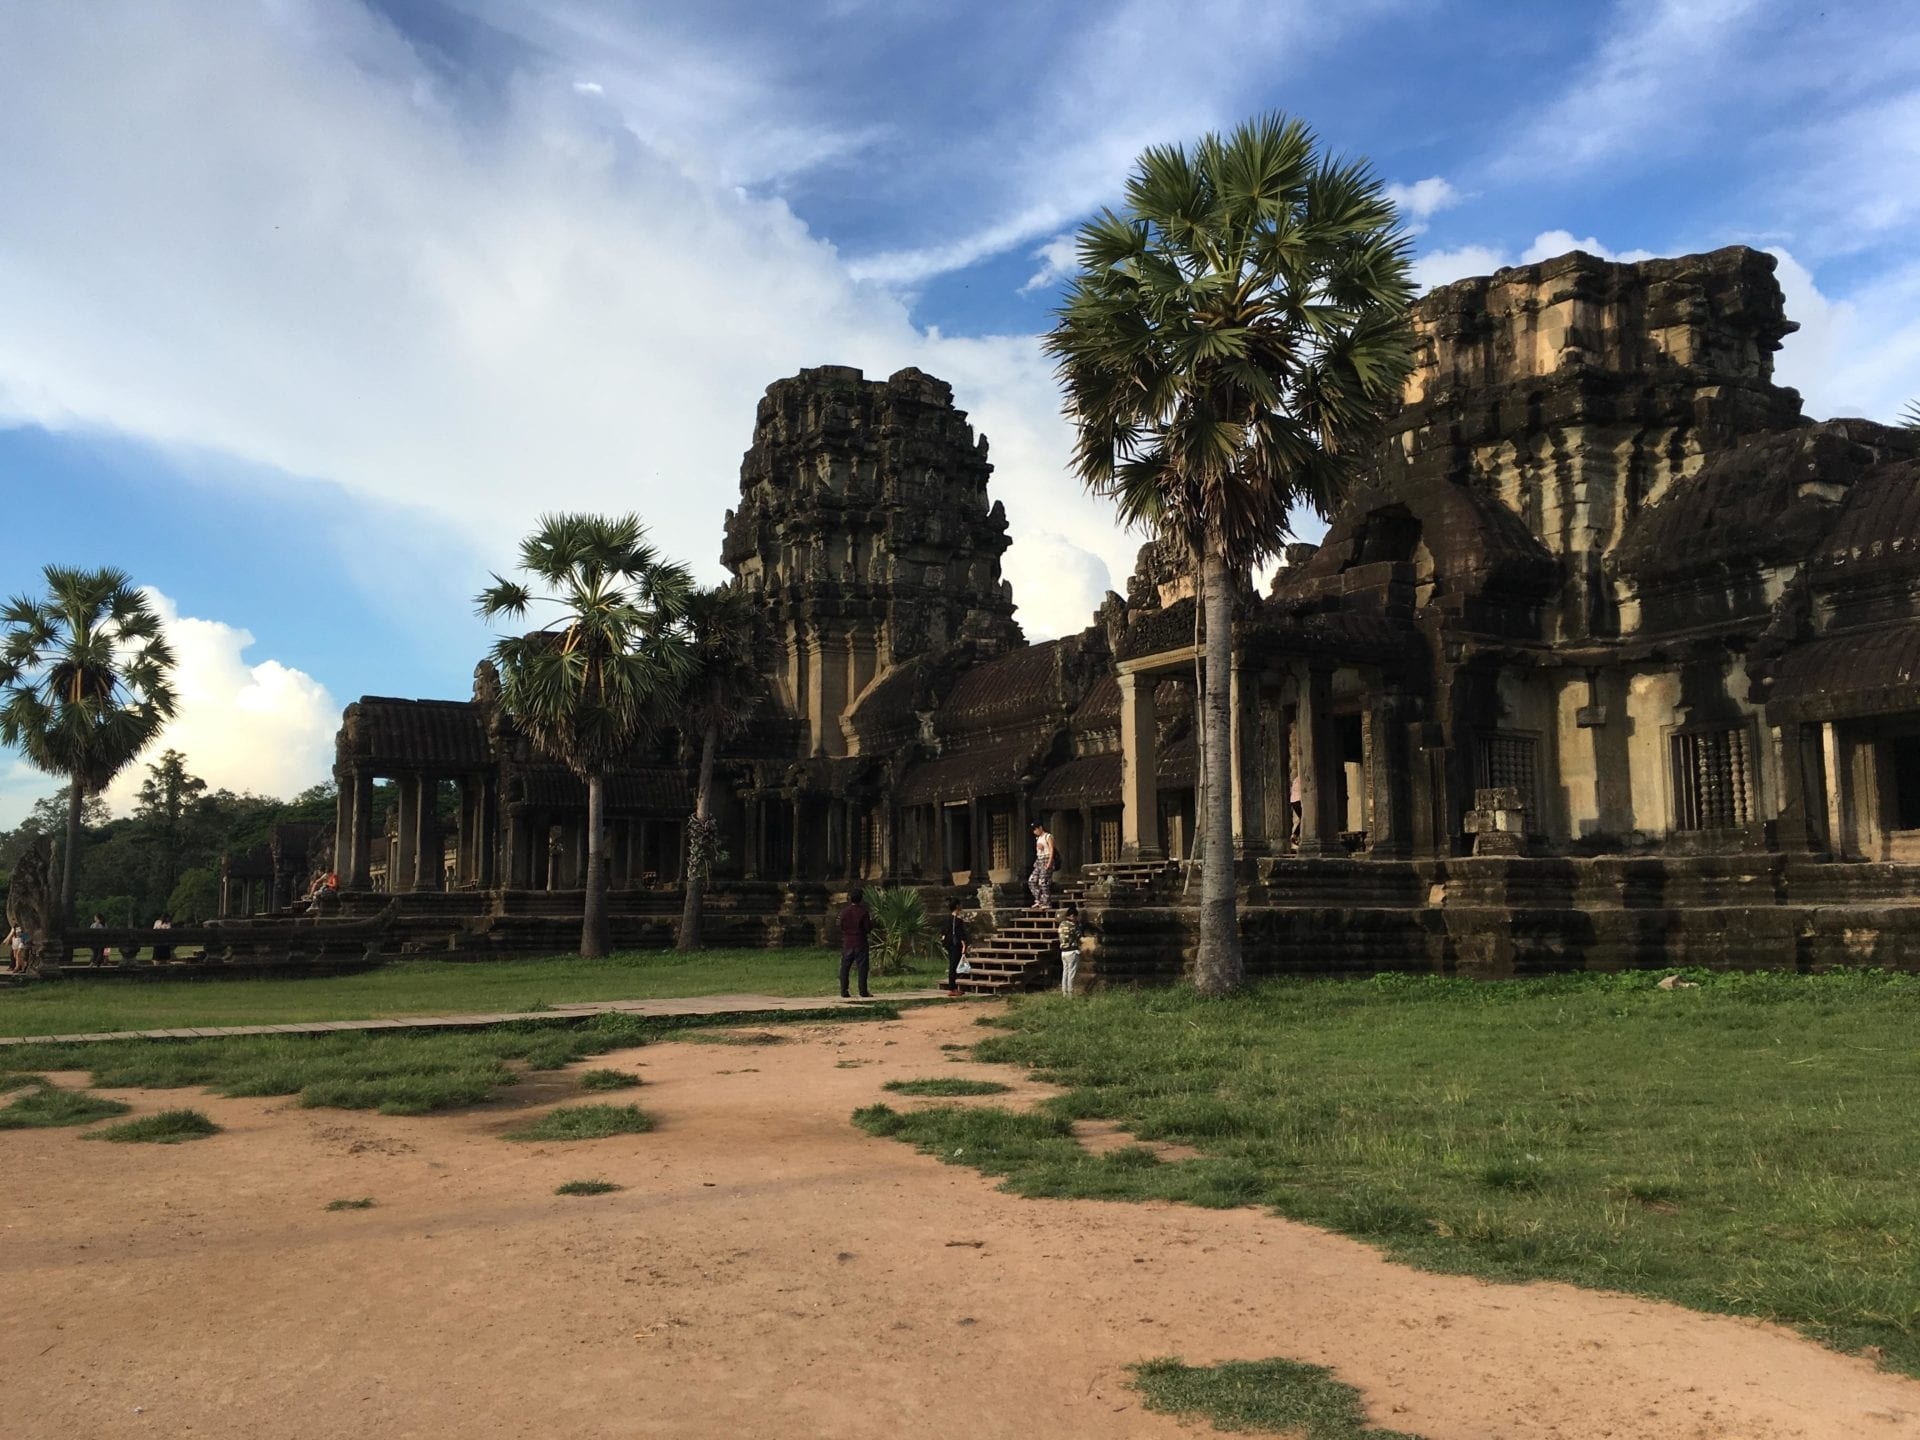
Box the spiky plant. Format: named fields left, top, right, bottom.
left=1046, top=112, right=1416, bottom=995
left=476, top=514, right=693, bottom=957
left=0, top=567, right=176, bottom=925
left=866, top=886, right=942, bottom=976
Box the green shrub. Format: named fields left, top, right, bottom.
left=555, top=1178, right=622, bottom=1195
left=577, top=1068, right=641, bottom=1091
left=88, top=1108, right=221, bottom=1143
left=505, top=1104, right=655, bottom=1142
left=0, top=1084, right=131, bottom=1130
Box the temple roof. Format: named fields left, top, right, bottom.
left=342, top=697, right=491, bottom=770
left=897, top=725, right=1055, bottom=805
left=1766, top=621, right=1920, bottom=724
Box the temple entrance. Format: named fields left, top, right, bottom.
left=1890, top=734, right=1920, bottom=831
left=942, top=802, right=972, bottom=881
left=1337, top=714, right=1367, bottom=849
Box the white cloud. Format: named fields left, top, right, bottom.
left=97, top=592, right=338, bottom=815
left=1519, top=230, right=1654, bottom=266
left=0, top=592, right=338, bottom=830
left=1409, top=243, right=1507, bottom=293
left=0, top=1, right=1120, bottom=646
left=1770, top=247, right=1920, bottom=425
left=1019, top=234, right=1079, bottom=295
left=1385, top=176, right=1460, bottom=232
left=571, top=80, right=603, bottom=96
left=1001, top=532, right=1114, bottom=641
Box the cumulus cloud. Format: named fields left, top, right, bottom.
left=1519, top=230, right=1655, bottom=266
left=0, top=1, right=1120, bottom=644
left=1000, top=532, right=1114, bottom=641
left=1385, top=176, right=1460, bottom=232
left=0, top=592, right=338, bottom=829
left=1770, top=247, right=1920, bottom=425
left=96, top=592, right=339, bottom=815
left=1410, top=230, right=1656, bottom=293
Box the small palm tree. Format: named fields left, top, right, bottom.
left=865, top=887, right=942, bottom=976
left=677, top=583, right=763, bottom=951
left=1902, top=400, right=1919, bottom=430
left=1046, top=113, right=1415, bottom=995
left=477, top=514, right=693, bottom=957
left=0, top=566, right=176, bottom=926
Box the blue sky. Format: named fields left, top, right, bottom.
left=2, top=0, right=1917, bottom=826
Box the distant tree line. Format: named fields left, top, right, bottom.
left=0, top=748, right=336, bottom=926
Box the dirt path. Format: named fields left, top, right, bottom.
left=4, top=1003, right=1917, bottom=1439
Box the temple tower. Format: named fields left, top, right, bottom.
left=720, top=365, right=1021, bottom=757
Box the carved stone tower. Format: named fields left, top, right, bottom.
left=721, top=365, right=1022, bottom=757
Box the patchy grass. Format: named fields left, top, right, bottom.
left=1130, top=1356, right=1420, bottom=1439
left=882, top=1077, right=1012, bottom=1097
left=0, top=1005, right=893, bottom=1117
left=555, top=1179, right=622, bottom=1196
left=505, top=1104, right=654, bottom=1142
left=0, top=948, right=926, bottom=1037
left=0, top=1083, right=131, bottom=1130
left=855, top=971, right=1920, bottom=1376
left=681, top=1029, right=790, bottom=1046
left=0, top=1072, right=41, bottom=1093
left=576, top=1068, right=642, bottom=1091
left=87, top=1108, right=221, bottom=1144
left=325, top=1197, right=376, bottom=1211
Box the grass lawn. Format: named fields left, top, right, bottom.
left=0, top=947, right=928, bottom=1037
left=857, top=970, right=1920, bottom=1376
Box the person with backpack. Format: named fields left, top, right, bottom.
left=1058, top=902, right=1083, bottom=997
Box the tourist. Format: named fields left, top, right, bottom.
left=1028, top=821, right=1054, bottom=909
left=5, top=921, right=29, bottom=975
left=151, top=912, right=173, bottom=964
left=1058, top=902, right=1083, bottom=997
left=837, top=887, right=873, bottom=999
left=943, top=898, right=968, bottom=994
left=89, top=912, right=110, bottom=965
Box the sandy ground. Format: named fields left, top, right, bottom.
left=4, top=1003, right=1919, bottom=1440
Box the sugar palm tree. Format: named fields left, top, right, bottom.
left=1046, top=113, right=1416, bottom=995
left=677, top=582, right=763, bottom=952
left=476, top=514, right=693, bottom=958
left=1902, top=400, right=1919, bottom=430
left=0, top=566, right=176, bottom=926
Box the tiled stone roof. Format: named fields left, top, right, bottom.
left=1031, top=753, right=1121, bottom=807
left=1767, top=621, right=1920, bottom=724
left=344, top=698, right=491, bottom=770
left=897, top=726, right=1054, bottom=805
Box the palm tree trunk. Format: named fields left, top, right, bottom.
left=677, top=711, right=720, bottom=952
left=1192, top=549, right=1243, bottom=995
left=582, top=770, right=610, bottom=958
left=61, top=782, right=84, bottom=927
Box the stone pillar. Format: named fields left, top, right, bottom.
left=1296, top=664, right=1342, bottom=857
left=346, top=770, right=374, bottom=888
left=393, top=775, right=420, bottom=892
left=1230, top=665, right=1268, bottom=859
left=1119, top=670, right=1163, bottom=861
left=478, top=781, right=499, bottom=888
left=808, top=626, right=849, bottom=758
left=788, top=798, right=804, bottom=883
left=414, top=775, right=442, bottom=892
left=743, top=798, right=762, bottom=880
left=1366, top=689, right=1413, bottom=859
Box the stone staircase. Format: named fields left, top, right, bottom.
left=954, top=881, right=1094, bottom=995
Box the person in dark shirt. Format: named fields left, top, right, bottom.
left=837, top=888, right=874, bottom=999
left=943, top=899, right=968, bottom=994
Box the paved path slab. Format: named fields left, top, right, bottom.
left=0, top=990, right=953, bottom=1048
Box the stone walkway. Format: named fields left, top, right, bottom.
left=0, top=990, right=955, bottom=1047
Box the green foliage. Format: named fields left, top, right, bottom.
left=166, top=865, right=220, bottom=923
left=555, top=1179, right=622, bottom=1195
left=505, top=1103, right=655, bottom=1142
left=577, top=1067, right=641, bottom=1091
left=1130, top=1357, right=1419, bottom=1439
left=881, top=1077, right=1012, bottom=1096
left=857, top=972, right=1920, bottom=1375
left=325, top=1197, right=376, bottom=1211
left=681, top=1028, right=789, bottom=1045
left=867, top=886, right=942, bottom=975
left=87, top=1108, right=221, bottom=1143
left=1902, top=399, right=1920, bottom=430
left=0, top=1006, right=892, bottom=1117
left=0, top=1083, right=131, bottom=1129
left=1045, top=113, right=1415, bottom=567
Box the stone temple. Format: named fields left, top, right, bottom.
left=252, top=244, right=1920, bottom=982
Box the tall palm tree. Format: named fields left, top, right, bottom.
left=677, top=583, right=764, bottom=951
left=1046, top=113, right=1415, bottom=995
left=476, top=514, right=693, bottom=958
left=0, top=566, right=177, bottom=926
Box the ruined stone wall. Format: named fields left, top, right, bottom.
left=721, top=366, right=1022, bottom=757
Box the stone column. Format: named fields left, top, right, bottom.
left=788, top=797, right=804, bottom=883
left=743, top=798, right=762, bottom=880
left=1118, top=669, right=1163, bottom=861
left=393, top=775, right=419, bottom=893
left=1230, top=665, right=1268, bottom=859
left=808, top=626, right=849, bottom=757
left=478, top=780, right=499, bottom=888
left=1366, top=688, right=1413, bottom=859
left=1296, top=664, right=1342, bottom=857
left=346, top=770, right=374, bottom=888
left=414, top=775, right=443, bottom=891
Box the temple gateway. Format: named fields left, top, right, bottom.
left=257, top=244, right=1920, bottom=982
